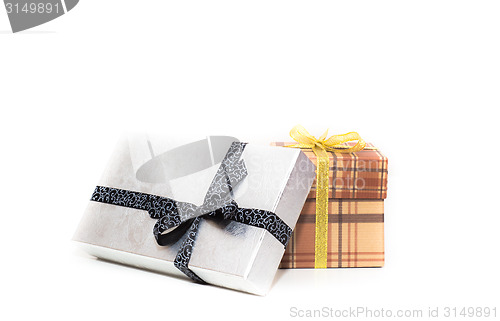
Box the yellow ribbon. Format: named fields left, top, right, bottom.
left=287, top=125, right=366, bottom=268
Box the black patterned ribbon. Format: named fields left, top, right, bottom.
left=90, top=142, right=292, bottom=283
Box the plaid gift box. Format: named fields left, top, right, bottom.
left=271, top=142, right=388, bottom=268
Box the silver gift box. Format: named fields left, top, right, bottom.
left=73, top=135, right=315, bottom=295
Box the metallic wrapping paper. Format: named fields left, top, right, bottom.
left=73, top=135, right=316, bottom=295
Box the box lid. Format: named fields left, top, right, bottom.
left=74, top=135, right=316, bottom=295
left=271, top=142, right=388, bottom=199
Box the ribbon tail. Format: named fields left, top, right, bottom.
left=173, top=217, right=206, bottom=284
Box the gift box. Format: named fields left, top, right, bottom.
left=73, top=135, right=316, bottom=295
left=272, top=134, right=388, bottom=269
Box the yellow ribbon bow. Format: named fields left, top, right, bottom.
left=287, top=125, right=366, bottom=268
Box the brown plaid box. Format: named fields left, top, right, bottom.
left=271, top=142, right=387, bottom=269
left=280, top=199, right=384, bottom=268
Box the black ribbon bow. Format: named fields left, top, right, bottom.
left=90, top=142, right=292, bottom=283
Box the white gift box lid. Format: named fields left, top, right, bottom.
left=73, top=134, right=315, bottom=295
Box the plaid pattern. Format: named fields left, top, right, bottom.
left=280, top=199, right=384, bottom=268
left=271, top=142, right=388, bottom=199
left=271, top=141, right=387, bottom=268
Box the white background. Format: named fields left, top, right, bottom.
left=1, top=1, right=499, bottom=320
